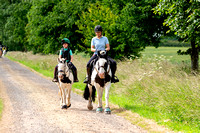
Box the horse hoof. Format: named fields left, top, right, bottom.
left=67, top=104, right=71, bottom=108
left=104, top=107, right=111, bottom=114
left=61, top=105, right=67, bottom=109
left=87, top=106, right=93, bottom=110
left=96, top=107, right=103, bottom=113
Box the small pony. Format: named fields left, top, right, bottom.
left=57, top=58, right=74, bottom=109
left=83, top=50, right=112, bottom=114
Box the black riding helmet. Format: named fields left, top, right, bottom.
left=94, top=25, right=102, bottom=32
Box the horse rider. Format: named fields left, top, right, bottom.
left=83, top=25, right=119, bottom=84
left=52, top=38, right=79, bottom=82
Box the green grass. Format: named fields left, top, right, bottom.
left=141, top=47, right=190, bottom=64
left=6, top=48, right=200, bottom=132
left=0, top=99, right=3, bottom=119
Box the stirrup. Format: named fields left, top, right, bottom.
left=111, top=76, right=119, bottom=83
left=83, top=77, right=88, bottom=83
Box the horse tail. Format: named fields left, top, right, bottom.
left=83, top=85, right=90, bottom=100
left=83, top=85, right=96, bottom=102
left=92, top=86, right=96, bottom=102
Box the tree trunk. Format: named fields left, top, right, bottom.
left=191, top=40, right=199, bottom=71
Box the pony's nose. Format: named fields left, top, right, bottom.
left=99, top=73, right=105, bottom=79
left=58, top=75, right=63, bottom=79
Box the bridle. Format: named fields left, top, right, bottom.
left=94, top=59, right=111, bottom=77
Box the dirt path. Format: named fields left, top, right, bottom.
left=0, top=57, right=146, bottom=133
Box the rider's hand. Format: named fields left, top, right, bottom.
left=68, top=62, right=72, bottom=65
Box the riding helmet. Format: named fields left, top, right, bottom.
left=61, top=38, right=70, bottom=45
left=94, top=25, right=103, bottom=32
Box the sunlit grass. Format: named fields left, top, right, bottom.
left=141, top=47, right=190, bottom=64
left=0, top=99, right=3, bottom=119
left=6, top=47, right=200, bottom=132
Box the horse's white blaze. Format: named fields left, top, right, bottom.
left=98, top=58, right=106, bottom=76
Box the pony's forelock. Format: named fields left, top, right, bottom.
left=97, top=58, right=107, bottom=65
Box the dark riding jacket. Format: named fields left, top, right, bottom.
left=60, top=48, right=72, bottom=63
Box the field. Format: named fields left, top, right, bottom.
left=5, top=47, right=200, bottom=132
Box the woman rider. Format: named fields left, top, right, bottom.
left=83, top=25, right=119, bottom=83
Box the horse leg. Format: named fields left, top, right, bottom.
left=58, top=84, right=63, bottom=106
left=104, top=83, right=111, bottom=114
left=99, top=87, right=103, bottom=107
left=87, top=85, right=93, bottom=110
left=66, top=84, right=71, bottom=108
left=61, top=87, right=67, bottom=109
left=96, top=86, right=103, bottom=113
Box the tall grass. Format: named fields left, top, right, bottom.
left=6, top=47, right=200, bottom=132
left=110, top=56, right=199, bottom=132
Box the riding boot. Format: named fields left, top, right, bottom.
left=83, top=67, right=91, bottom=83
left=73, top=69, right=79, bottom=82
left=52, top=66, right=58, bottom=82
left=110, top=65, right=119, bottom=83
left=111, top=75, right=119, bottom=83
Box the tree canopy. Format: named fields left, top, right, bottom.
left=2, top=0, right=199, bottom=69
left=0, top=0, right=168, bottom=59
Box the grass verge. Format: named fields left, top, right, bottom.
left=6, top=47, right=200, bottom=132
left=0, top=99, right=3, bottom=119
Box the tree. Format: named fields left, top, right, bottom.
left=0, top=0, right=11, bottom=47
left=114, top=0, right=167, bottom=59
left=76, top=0, right=167, bottom=59
left=0, top=0, right=31, bottom=51
left=26, top=0, right=60, bottom=53
left=76, top=2, right=119, bottom=57
left=154, top=0, right=200, bottom=71
left=26, top=0, right=92, bottom=54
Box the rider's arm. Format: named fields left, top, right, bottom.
left=69, top=49, right=73, bottom=62
left=106, top=43, right=110, bottom=51
left=70, top=55, right=73, bottom=62
left=59, top=54, right=62, bottom=60
left=59, top=49, right=62, bottom=60
left=91, top=45, right=96, bottom=52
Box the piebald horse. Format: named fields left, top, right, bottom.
left=83, top=50, right=112, bottom=114
left=57, top=58, right=74, bottom=109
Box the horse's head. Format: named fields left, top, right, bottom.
left=57, top=58, right=70, bottom=80
left=95, top=57, right=110, bottom=79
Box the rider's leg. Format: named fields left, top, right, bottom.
left=52, top=65, right=58, bottom=82
left=108, top=57, right=119, bottom=83
left=71, top=64, right=79, bottom=82
left=83, top=55, right=97, bottom=83
left=68, top=62, right=79, bottom=82
left=83, top=66, right=92, bottom=83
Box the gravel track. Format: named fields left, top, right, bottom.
left=0, top=57, right=146, bottom=133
